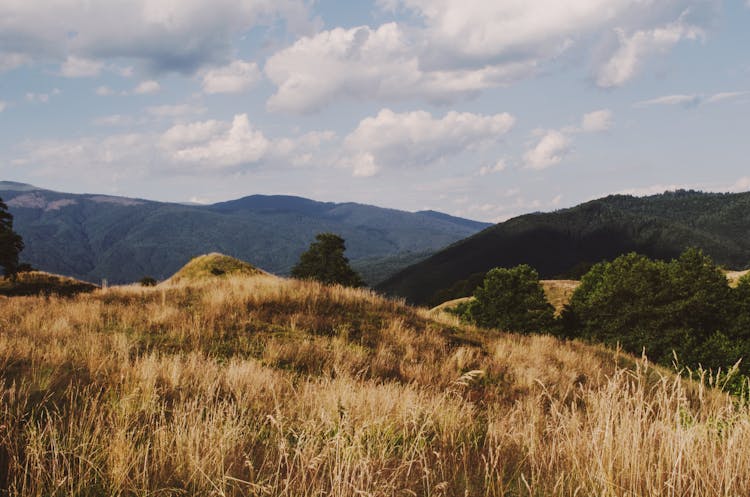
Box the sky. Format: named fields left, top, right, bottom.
left=0, top=0, right=748, bottom=222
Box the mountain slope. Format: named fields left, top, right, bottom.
left=0, top=182, right=490, bottom=284
left=378, top=190, right=750, bottom=305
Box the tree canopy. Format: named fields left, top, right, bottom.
left=459, top=264, right=555, bottom=334
left=291, top=233, right=364, bottom=287
left=0, top=197, right=24, bottom=277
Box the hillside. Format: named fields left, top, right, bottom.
left=1, top=268, right=748, bottom=495
left=0, top=182, right=489, bottom=285
left=0, top=270, right=98, bottom=296
left=378, top=190, right=750, bottom=304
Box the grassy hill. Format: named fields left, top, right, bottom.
left=166, top=252, right=264, bottom=283
left=0, top=265, right=748, bottom=495
left=378, top=190, right=750, bottom=304
left=0, top=182, right=489, bottom=285
left=0, top=270, right=97, bottom=296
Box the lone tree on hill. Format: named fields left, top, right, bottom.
left=292, top=233, right=364, bottom=287
left=0, top=197, right=24, bottom=277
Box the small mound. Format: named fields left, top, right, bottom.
left=167, top=253, right=263, bottom=283
left=0, top=271, right=98, bottom=297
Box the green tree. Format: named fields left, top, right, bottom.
left=564, top=249, right=735, bottom=368
left=463, top=265, right=554, bottom=334
left=291, top=233, right=364, bottom=287
left=0, top=197, right=24, bottom=277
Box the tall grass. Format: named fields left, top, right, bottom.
left=0, top=275, right=748, bottom=496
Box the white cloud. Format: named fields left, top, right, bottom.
left=636, top=91, right=748, bottom=107
left=92, top=115, right=138, bottom=127
left=96, top=86, right=115, bottom=96
left=15, top=114, right=331, bottom=177
left=581, top=109, right=613, bottom=132
left=523, top=130, right=571, bottom=170
left=25, top=89, right=61, bottom=104
left=340, top=108, right=515, bottom=176
left=202, top=60, right=261, bottom=94
left=595, top=19, right=704, bottom=88
left=0, top=0, right=317, bottom=74
left=60, top=56, right=103, bottom=77
left=264, top=1, right=714, bottom=112
left=522, top=109, right=611, bottom=170
left=160, top=114, right=270, bottom=169
left=133, top=80, right=160, bottom=95
left=706, top=91, right=748, bottom=104
left=265, top=23, right=536, bottom=113
left=0, top=101, right=5, bottom=112
left=479, top=160, right=507, bottom=176
left=0, top=53, right=28, bottom=72
left=146, top=104, right=206, bottom=118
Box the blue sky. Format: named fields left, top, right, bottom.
left=0, top=0, right=748, bottom=222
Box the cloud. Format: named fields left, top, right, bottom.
left=160, top=114, right=270, bottom=169
left=265, top=23, right=540, bottom=113
left=636, top=91, right=748, bottom=107
left=133, top=80, right=160, bottom=95
left=0, top=101, right=5, bottom=112
left=479, top=160, right=507, bottom=176
left=523, top=109, right=612, bottom=170
left=60, top=56, right=103, bottom=77
left=0, top=53, right=28, bottom=72
left=264, top=1, right=714, bottom=112
left=146, top=104, right=206, bottom=118
left=0, top=0, right=317, bottom=74
left=15, top=114, right=332, bottom=178
left=201, top=60, right=261, bottom=94
left=523, top=130, right=571, bottom=170
left=340, top=108, right=515, bottom=176
left=92, top=115, right=139, bottom=127
left=96, top=86, right=115, bottom=96
left=581, top=109, right=614, bottom=132
left=25, top=89, right=61, bottom=104
left=595, top=18, right=704, bottom=88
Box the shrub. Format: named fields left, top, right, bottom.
left=139, top=276, right=158, bottom=287
left=461, top=265, right=555, bottom=334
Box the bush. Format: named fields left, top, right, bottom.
left=461, top=265, right=555, bottom=334
left=139, top=276, right=158, bottom=287
left=564, top=248, right=739, bottom=371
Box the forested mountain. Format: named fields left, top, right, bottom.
left=0, top=182, right=489, bottom=284
left=377, top=190, right=750, bottom=305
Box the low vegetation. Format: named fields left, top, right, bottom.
left=1, top=265, right=750, bottom=495
left=167, top=252, right=263, bottom=283
left=0, top=270, right=97, bottom=297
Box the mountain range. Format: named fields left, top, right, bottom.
left=0, top=182, right=490, bottom=284
left=377, top=190, right=750, bottom=305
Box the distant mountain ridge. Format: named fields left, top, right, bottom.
left=0, top=182, right=490, bottom=284
left=377, top=190, right=750, bottom=305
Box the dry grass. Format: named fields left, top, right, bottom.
left=540, top=279, right=580, bottom=315
left=1, top=273, right=749, bottom=496
left=726, top=270, right=749, bottom=288
left=431, top=280, right=581, bottom=316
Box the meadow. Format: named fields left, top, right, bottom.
left=1, top=268, right=749, bottom=496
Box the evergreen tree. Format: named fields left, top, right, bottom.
left=291, top=233, right=364, bottom=287
left=0, top=197, right=24, bottom=277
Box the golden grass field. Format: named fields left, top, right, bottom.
left=0, top=262, right=749, bottom=495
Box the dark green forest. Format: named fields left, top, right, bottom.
left=379, top=190, right=750, bottom=305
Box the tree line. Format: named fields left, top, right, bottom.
left=453, top=248, right=750, bottom=386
